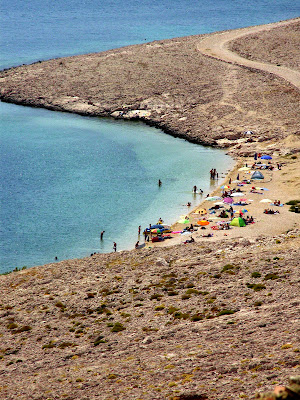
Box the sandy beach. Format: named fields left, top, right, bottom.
left=152, top=152, right=300, bottom=249
left=0, top=18, right=299, bottom=400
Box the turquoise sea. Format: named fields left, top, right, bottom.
left=1, top=1, right=299, bottom=272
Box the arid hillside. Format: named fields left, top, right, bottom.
left=0, top=231, right=299, bottom=400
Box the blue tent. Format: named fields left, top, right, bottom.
left=261, top=155, right=272, bottom=160
left=251, top=171, right=264, bottom=180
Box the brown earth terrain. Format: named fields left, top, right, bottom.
left=0, top=18, right=300, bottom=400
left=0, top=231, right=299, bottom=400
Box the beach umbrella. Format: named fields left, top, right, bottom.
left=261, top=155, right=272, bottom=160
left=230, top=217, right=246, bottom=227
left=260, top=199, right=272, bottom=203
left=177, top=218, right=190, bottom=224
left=181, top=231, right=192, bottom=235
left=197, top=220, right=209, bottom=226
left=231, top=192, right=244, bottom=197
left=149, top=224, right=164, bottom=230
left=238, top=166, right=250, bottom=171
left=151, top=228, right=162, bottom=234
left=195, top=208, right=207, bottom=215
left=206, top=196, right=222, bottom=201
left=239, top=209, right=248, bottom=213
left=223, top=197, right=233, bottom=204
left=220, top=185, right=230, bottom=189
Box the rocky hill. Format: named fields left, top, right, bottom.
left=1, top=231, right=299, bottom=399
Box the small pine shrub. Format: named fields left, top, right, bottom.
left=15, top=325, right=32, bottom=333
left=181, top=294, right=191, bottom=300
left=167, top=290, right=178, bottom=296
left=286, top=200, right=300, bottom=205
left=221, top=264, right=236, bottom=272
left=264, top=273, right=279, bottom=280
left=94, top=335, right=107, bottom=346
left=7, top=322, right=18, bottom=330
left=217, top=309, right=235, bottom=316
left=150, top=293, right=163, bottom=300
left=58, top=342, right=76, bottom=349
left=111, top=322, right=126, bottom=332
left=246, top=283, right=266, bottom=291
left=190, top=314, right=203, bottom=322
left=42, top=341, right=56, bottom=349
left=185, top=288, right=199, bottom=295
left=251, top=271, right=261, bottom=278
left=173, top=311, right=190, bottom=320
left=167, top=306, right=179, bottom=314
left=55, top=301, right=66, bottom=309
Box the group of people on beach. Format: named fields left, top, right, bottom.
left=210, top=169, right=218, bottom=179
left=193, top=185, right=203, bottom=194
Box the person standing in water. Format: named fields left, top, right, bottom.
left=113, top=242, right=117, bottom=252
left=158, top=179, right=162, bottom=187
left=100, top=231, right=105, bottom=240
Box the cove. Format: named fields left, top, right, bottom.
left=0, top=101, right=234, bottom=273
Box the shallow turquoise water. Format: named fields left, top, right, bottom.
left=0, top=0, right=299, bottom=272
left=0, top=102, right=234, bottom=271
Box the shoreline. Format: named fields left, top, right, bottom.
left=1, top=17, right=300, bottom=400
left=1, top=18, right=299, bottom=267
left=1, top=19, right=299, bottom=151
left=151, top=152, right=299, bottom=250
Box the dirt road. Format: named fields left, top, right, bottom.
left=197, top=18, right=300, bottom=91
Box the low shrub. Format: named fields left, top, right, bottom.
left=221, top=264, right=237, bottom=273
left=185, top=288, right=199, bottom=295
left=264, top=273, right=280, bottom=280
left=58, top=342, right=76, bottom=349
left=94, top=335, right=107, bottom=346
left=190, top=314, right=203, bottom=322
left=111, top=322, right=126, bottom=332
left=168, top=306, right=179, bottom=314
left=246, top=283, right=266, bottom=291
left=217, top=309, right=235, bottom=316
left=15, top=325, right=32, bottom=333
left=251, top=271, right=261, bottom=278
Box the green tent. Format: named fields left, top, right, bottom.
left=230, top=217, right=246, bottom=227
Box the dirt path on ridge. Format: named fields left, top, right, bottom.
left=197, top=18, right=300, bottom=91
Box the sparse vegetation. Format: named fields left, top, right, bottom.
left=111, top=322, right=126, bottom=332
left=246, top=283, right=266, bottom=291
left=264, top=273, right=280, bottom=280
left=251, top=271, right=261, bottom=278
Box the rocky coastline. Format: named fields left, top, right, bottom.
left=0, top=18, right=299, bottom=400
left=1, top=19, right=299, bottom=155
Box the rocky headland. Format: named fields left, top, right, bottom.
left=0, top=19, right=299, bottom=155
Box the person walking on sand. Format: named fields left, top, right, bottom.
left=100, top=231, right=105, bottom=240
left=113, top=242, right=117, bottom=252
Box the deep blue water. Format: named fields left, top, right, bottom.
left=0, top=1, right=299, bottom=272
